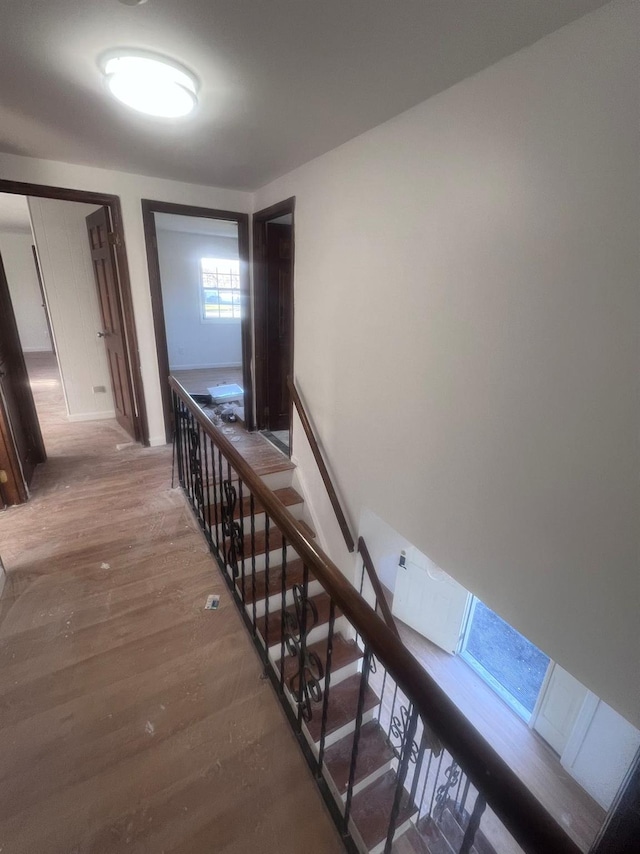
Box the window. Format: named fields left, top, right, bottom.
left=459, top=597, right=550, bottom=721
left=200, top=258, right=241, bottom=319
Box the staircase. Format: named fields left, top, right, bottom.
left=205, top=452, right=496, bottom=854
left=170, top=378, right=586, bottom=854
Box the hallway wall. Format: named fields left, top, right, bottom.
left=0, top=153, right=251, bottom=446
left=0, top=229, right=51, bottom=352
left=253, top=0, right=640, bottom=726
left=29, top=198, right=116, bottom=420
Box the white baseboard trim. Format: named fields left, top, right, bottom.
left=67, top=410, right=116, bottom=423
left=22, top=347, right=54, bottom=353
left=169, top=362, right=243, bottom=371
left=148, top=434, right=169, bottom=447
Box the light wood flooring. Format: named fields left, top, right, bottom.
left=0, top=353, right=343, bottom=854
left=171, top=366, right=244, bottom=397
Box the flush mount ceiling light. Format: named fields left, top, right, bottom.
left=101, top=51, right=198, bottom=118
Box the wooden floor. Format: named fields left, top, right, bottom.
left=171, top=366, right=244, bottom=396
left=0, top=353, right=343, bottom=854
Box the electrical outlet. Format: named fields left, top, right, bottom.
left=93, top=385, right=107, bottom=394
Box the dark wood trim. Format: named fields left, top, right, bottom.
left=141, top=199, right=253, bottom=443
left=591, top=747, right=640, bottom=854
left=169, top=375, right=583, bottom=854
left=253, top=197, right=296, bottom=437
left=357, top=536, right=400, bottom=638
left=0, top=390, right=28, bottom=506
left=0, top=179, right=148, bottom=445
left=287, top=376, right=355, bottom=553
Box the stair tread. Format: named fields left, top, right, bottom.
left=426, top=806, right=494, bottom=854
left=350, top=768, right=417, bottom=850
left=208, top=486, right=303, bottom=523
left=236, top=557, right=308, bottom=604
left=324, top=719, right=394, bottom=793
left=256, top=591, right=333, bottom=647
left=242, top=519, right=315, bottom=557
left=305, top=671, right=379, bottom=742
left=280, top=632, right=362, bottom=683
left=413, top=818, right=456, bottom=854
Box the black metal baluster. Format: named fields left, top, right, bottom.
left=344, top=647, right=372, bottom=830
left=238, top=478, right=246, bottom=605
left=387, top=682, right=399, bottom=739
left=429, top=752, right=445, bottom=817
left=279, top=534, right=288, bottom=691
left=410, top=729, right=427, bottom=807
left=296, top=562, right=309, bottom=728
left=263, top=512, right=270, bottom=669
left=196, top=421, right=205, bottom=525
left=317, top=599, right=336, bottom=775
left=384, top=704, right=419, bottom=853
left=217, top=447, right=227, bottom=565
left=202, top=427, right=212, bottom=545
left=250, top=493, right=257, bottom=635
left=459, top=793, right=486, bottom=854
left=418, top=745, right=434, bottom=820
left=208, top=433, right=221, bottom=559
left=173, top=394, right=185, bottom=487
left=459, top=777, right=471, bottom=819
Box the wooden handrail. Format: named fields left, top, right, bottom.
left=287, top=376, right=355, bottom=553
left=169, top=376, right=582, bottom=854
left=358, top=536, right=401, bottom=639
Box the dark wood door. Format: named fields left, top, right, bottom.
left=86, top=207, right=136, bottom=439
left=265, top=222, right=293, bottom=431
left=0, top=251, right=46, bottom=502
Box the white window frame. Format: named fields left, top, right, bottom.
left=200, top=257, right=241, bottom=322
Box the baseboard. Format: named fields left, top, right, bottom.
left=67, top=410, right=116, bottom=422
left=22, top=347, right=54, bottom=353
left=148, top=434, right=169, bottom=447
left=169, top=362, right=242, bottom=371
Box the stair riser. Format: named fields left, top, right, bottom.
left=212, top=502, right=304, bottom=536
left=242, top=579, right=324, bottom=618
left=203, top=468, right=293, bottom=494
left=342, top=760, right=394, bottom=802
left=368, top=813, right=419, bottom=854
left=308, top=707, right=378, bottom=751
left=263, top=614, right=351, bottom=661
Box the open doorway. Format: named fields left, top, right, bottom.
left=0, top=182, right=145, bottom=506
left=142, top=201, right=252, bottom=444
left=253, top=198, right=295, bottom=456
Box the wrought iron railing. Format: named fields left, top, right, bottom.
left=170, top=377, right=585, bottom=854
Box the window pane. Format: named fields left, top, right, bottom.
left=200, top=258, right=241, bottom=319
left=462, top=600, right=549, bottom=716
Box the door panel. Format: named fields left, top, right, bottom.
left=532, top=663, right=587, bottom=754
left=265, top=222, right=293, bottom=431
left=0, top=250, right=46, bottom=502
left=392, top=547, right=470, bottom=653
left=86, top=207, right=136, bottom=439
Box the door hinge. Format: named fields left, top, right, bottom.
left=108, top=231, right=122, bottom=248
left=0, top=470, right=8, bottom=484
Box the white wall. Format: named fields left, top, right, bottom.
left=0, top=230, right=51, bottom=352
left=29, top=197, right=117, bottom=419
left=0, top=154, right=251, bottom=445
left=156, top=229, right=242, bottom=370
left=253, top=0, right=640, bottom=727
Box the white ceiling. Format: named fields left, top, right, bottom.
left=155, top=212, right=238, bottom=238
left=0, top=194, right=32, bottom=233
left=0, top=0, right=609, bottom=191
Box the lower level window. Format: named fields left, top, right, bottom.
left=459, top=598, right=550, bottom=720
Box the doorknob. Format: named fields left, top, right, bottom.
left=97, top=331, right=110, bottom=338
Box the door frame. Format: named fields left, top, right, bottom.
left=252, top=197, right=295, bottom=438
left=0, top=179, right=148, bottom=445
left=141, top=199, right=253, bottom=443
